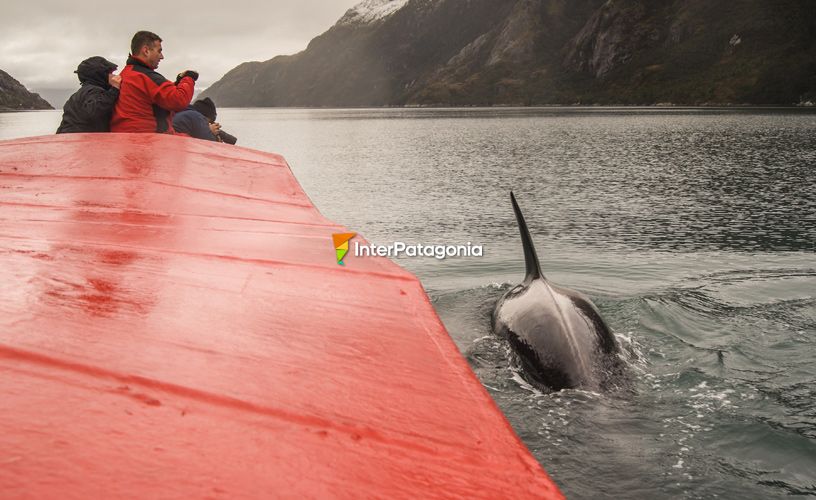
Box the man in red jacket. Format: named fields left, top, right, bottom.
left=110, top=31, right=197, bottom=133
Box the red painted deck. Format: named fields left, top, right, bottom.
left=0, top=133, right=562, bottom=499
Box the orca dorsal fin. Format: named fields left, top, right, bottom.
left=510, top=191, right=544, bottom=283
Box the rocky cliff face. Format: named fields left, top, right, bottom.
left=564, top=1, right=659, bottom=78
left=203, top=0, right=816, bottom=106
left=0, top=70, right=53, bottom=111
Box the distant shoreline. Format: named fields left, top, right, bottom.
left=4, top=103, right=815, bottom=114
left=209, top=103, right=816, bottom=111
left=0, top=109, right=56, bottom=113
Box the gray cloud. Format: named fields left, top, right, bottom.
left=0, top=0, right=361, bottom=92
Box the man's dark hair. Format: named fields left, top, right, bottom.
left=130, top=31, right=162, bottom=55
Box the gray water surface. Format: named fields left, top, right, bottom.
left=2, top=107, right=815, bottom=498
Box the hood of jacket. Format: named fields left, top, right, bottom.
left=76, top=56, right=117, bottom=88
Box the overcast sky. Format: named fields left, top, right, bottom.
left=1, top=0, right=361, bottom=92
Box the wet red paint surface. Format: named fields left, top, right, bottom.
left=0, top=133, right=562, bottom=498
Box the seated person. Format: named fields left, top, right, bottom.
left=110, top=31, right=197, bottom=134
left=173, top=97, right=236, bottom=144
left=56, top=56, right=121, bottom=133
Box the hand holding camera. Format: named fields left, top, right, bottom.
left=175, top=70, right=199, bottom=84
left=208, top=121, right=222, bottom=137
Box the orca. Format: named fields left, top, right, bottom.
left=492, top=192, right=621, bottom=392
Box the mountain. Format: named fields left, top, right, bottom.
left=202, top=0, right=816, bottom=107
left=0, top=70, right=54, bottom=111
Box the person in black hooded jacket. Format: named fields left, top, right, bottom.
left=56, top=56, right=121, bottom=133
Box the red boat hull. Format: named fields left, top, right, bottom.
left=0, top=133, right=562, bottom=498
